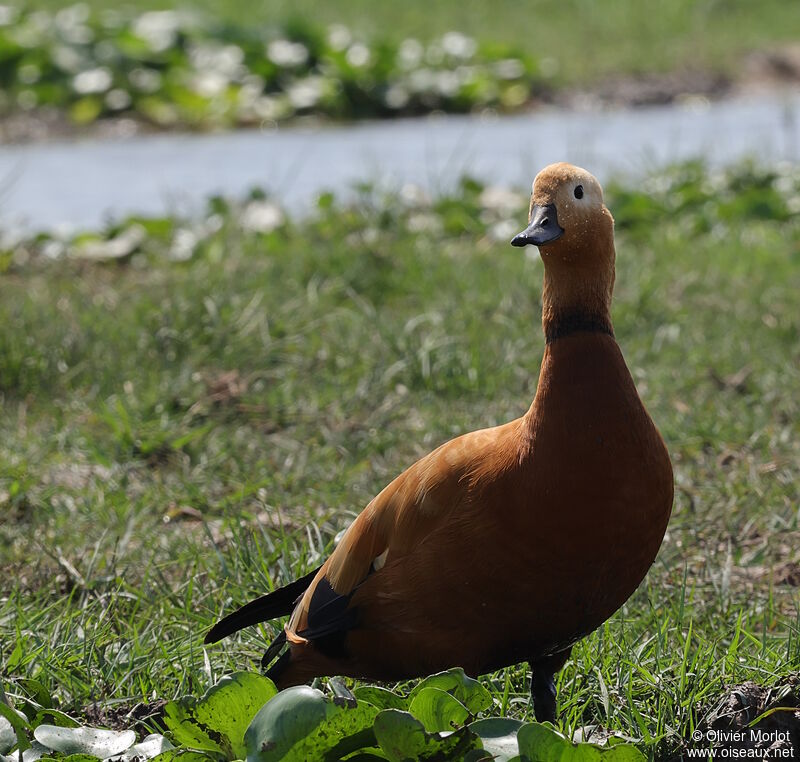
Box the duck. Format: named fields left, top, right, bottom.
left=205, top=162, right=674, bottom=723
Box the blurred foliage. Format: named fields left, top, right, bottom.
left=0, top=5, right=540, bottom=128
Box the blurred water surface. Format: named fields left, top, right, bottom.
left=1, top=90, right=799, bottom=232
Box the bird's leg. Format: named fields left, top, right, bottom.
left=529, top=647, right=572, bottom=724
left=530, top=665, right=557, bottom=724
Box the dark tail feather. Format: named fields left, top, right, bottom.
left=261, top=630, right=287, bottom=670
left=265, top=649, right=292, bottom=686
left=204, top=565, right=322, bottom=644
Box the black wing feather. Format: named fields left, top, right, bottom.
left=204, top=565, right=322, bottom=644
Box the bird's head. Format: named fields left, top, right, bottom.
left=510, top=162, right=614, bottom=269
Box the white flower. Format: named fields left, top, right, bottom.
left=327, top=24, right=351, bottom=51
left=251, top=94, right=293, bottom=122
left=129, top=67, right=161, bottom=93
left=190, top=43, right=244, bottom=78
left=399, top=183, right=430, bottom=206
left=385, top=84, right=409, bottom=109
left=408, top=68, right=436, bottom=93
left=346, top=43, right=370, bottom=68
left=489, top=219, right=521, bottom=242
left=52, top=44, right=84, bottom=73
left=55, top=3, right=92, bottom=43
left=492, top=59, right=525, bottom=80
left=72, top=66, right=112, bottom=94
left=192, top=70, right=228, bottom=97
left=241, top=201, right=284, bottom=233
left=407, top=213, right=442, bottom=233
left=133, top=11, right=180, bottom=53
left=479, top=186, right=525, bottom=215
left=435, top=70, right=459, bottom=97
left=441, top=32, right=476, bottom=59
left=0, top=5, right=18, bottom=26
left=105, top=88, right=132, bottom=110
left=170, top=229, right=197, bottom=261
left=267, top=39, right=308, bottom=67
left=397, top=39, right=423, bottom=69
left=287, top=76, right=324, bottom=109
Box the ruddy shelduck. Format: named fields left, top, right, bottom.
left=206, top=163, right=674, bottom=722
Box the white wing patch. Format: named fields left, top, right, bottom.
left=372, top=548, right=389, bottom=572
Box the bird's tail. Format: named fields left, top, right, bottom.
left=204, top=565, right=322, bottom=644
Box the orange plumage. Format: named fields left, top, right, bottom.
left=205, top=163, right=674, bottom=722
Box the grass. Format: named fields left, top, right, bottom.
left=18, top=0, right=800, bottom=87
left=0, top=163, right=799, bottom=759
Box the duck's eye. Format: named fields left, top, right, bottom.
left=574, top=185, right=584, bottom=199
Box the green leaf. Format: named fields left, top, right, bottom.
left=32, top=710, right=80, bottom=729
left=244, top=685, right=378, bottom=762
left=469, top=718, right=524, bottom=761
left=351, top=687, right=406, bottom=711
left=516, top=723, right=646, bottom=762
left=32, top=726, right=136, bottom=758
left=0, top=715, right=17, bottom=756
left=0, top=704, right=30, bottom=755
left=372, top=709, right=479, bottom=762
left=16, top=681, right=53, bottom=712
left=408, top=687, right=469, bottom=733
left=409, top=669, right=492, bottom=715
left=151, top=751, right=215, bottom=762
left=69, top=97, right=103, bottom=124
left=163, top=672, right=277, bottom=759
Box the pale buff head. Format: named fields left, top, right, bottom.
left=511, top=162, right=615, bottom=269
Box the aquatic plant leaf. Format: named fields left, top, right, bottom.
left=33, top=725, right=136, bottom=758
left=408, top=687, right=469, bottom=733
left=372, top=709, right=479, bottom=761
left=517, top=723, right=646, bottom=762
left=469, top=717, right=524, bottom=761
left=409, top=668, right=492, bottom=714
left=163, top=672, right=276, bottom=759
left=244, top=685, right=377, bottom=762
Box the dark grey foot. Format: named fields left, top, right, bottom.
left=530, top=666, right=557, bottom=724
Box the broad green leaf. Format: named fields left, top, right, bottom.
left=351, top=687, right=406, bottom=711
left=408, top=687, right=469, bottom=733
left=33, top=726, right=135, bottom=758
left=469, top=718, right=524, bottom=761
left=372, top=709, right=479, bottom=762
left=244, top=685, right=377, bottom=762
left=245, top=686, right=327, bottom=762
left=517, top=723, right=646, bottom=762
left=463, top=750, right=495, bottom=762
left=164, top=672, right=277, bottom=759
left=33, top=710, right=80, bottom=729
left=17, top=680, right=53, bottom=712
left=409, top=669, right=492, bottom=714
left=151, top=751, right=214, bottom=762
